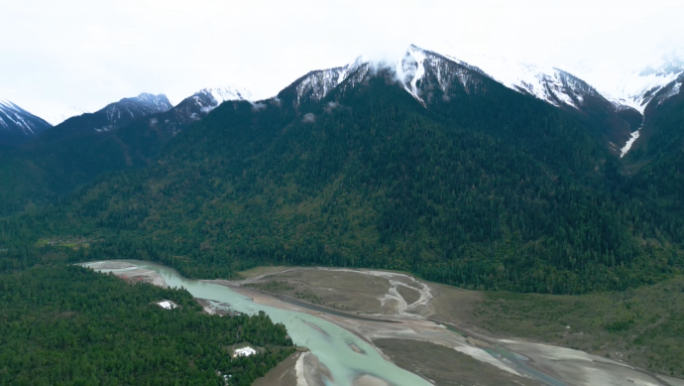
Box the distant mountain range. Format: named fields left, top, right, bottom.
left=3, top=46, right=682, bottom=152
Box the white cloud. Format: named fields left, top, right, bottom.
left=0, top=0, right=681, bottom=121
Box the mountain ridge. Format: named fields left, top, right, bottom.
left=7, top=60, right=674, bottom=294
left=0, top=99, right=52, bottom=145
left=0, top=88, right=250, bottom=215
left=0, top=46, right=682, bottom=296
left=282, top=45, right=643, bottom=155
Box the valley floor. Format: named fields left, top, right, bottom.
left=88, top=261, right=684, bottom=385
left=218, top=266, right=684, bottom=386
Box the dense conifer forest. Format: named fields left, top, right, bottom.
left=0, top=263, right=294, bottom=385
left=1, top=68, right=683, bottom=295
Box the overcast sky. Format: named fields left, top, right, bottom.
left=1, top=0, right=682, bottom=122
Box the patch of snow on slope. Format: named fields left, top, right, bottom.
left=206, top=87, right=251, bottom=104
left=292, top=45, right=490, bottom=107
left=658, top=80, right=682, bottom=105
left=198, top=87, right=251, bottom=113
left=135, top=93, right=172, bottom=111
left=294, top=57, right=368, bottom=107
left=295, top=68, right=345, bottom=106
left=444, top=53, right=583, bottom=109
left=620, top=129, right=641, bottom=158
left=0, top=99, right=17, bottom=110
left=0, top=100, right=16, bottom=129
left=0, top=99, right=41, bottom=134
left=395, top=46, right=427, bottom=103
left=393, top=45, right=487, bottom=103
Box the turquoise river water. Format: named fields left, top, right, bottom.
left=83, top=260, right=432, bottom=386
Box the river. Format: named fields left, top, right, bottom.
left=82, top=260, right=432, bottom=386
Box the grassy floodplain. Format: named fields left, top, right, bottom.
left=433, top=276, right=684, bottom=379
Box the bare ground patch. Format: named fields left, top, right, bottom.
left=396, top=285, right=421, bottom=305
left=242, top=269, right=393, bottom=314
left=373, top=339, right=539, bottom=386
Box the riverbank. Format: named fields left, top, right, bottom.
left=217, top=266, right=684, bottom=386
left=208, top=268, right=540, bottom=385
left=83, top=260, right=433, bottom=386
left=83, top=261, right=684, bottom=386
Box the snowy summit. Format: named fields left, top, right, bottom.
left=191, top=87, right=252, bottom=113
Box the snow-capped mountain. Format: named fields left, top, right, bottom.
left=152, top=86, right=252, bottom=136
left=453, top=58, right=596, bottom=108
left=647, top=72, right=684, bottom=109
left=282, top=45, right=639, bottom=154
left=423, top=48, right=645, bottom=120
left=185, top=87, right=251, bottom=114
left=285, top=57, right=370, bottom=108
left=283, top=45, right=502, bottom=109
left=198, top=87, right=251, bottom=111
left=392, top=45, right=491, bottom=105
left=579, top=51, right=684, bottom=114
left=34, top=93, right=173, bottom=142
left=0, top=99, right=52, bottom=144
left=287, top=45, right=634, bottom=113
left=287, top=45, right=681, bottom=120
left=94, top=86, right=254, bottom=144
left=618, top=52, right=683, bottom=113
left=87, top=93, right=172, bottom=133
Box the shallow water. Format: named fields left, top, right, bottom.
left=83, top=260, right=431, bottom=386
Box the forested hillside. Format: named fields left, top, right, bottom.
left=0, top=264, right=293, bottom=385
left=0, top=121, right=154, bottom=215
left=2, top=66, right=682, bottom=294
left=621, top=80, right=684, bottom=248
left=0, top=93, right=205, bottom=216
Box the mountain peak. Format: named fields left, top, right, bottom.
left=195, top=87, right=251, bottom=103
left=285, top=44, right=488, bottom=108
left=0, top=98, right=52, bottom=144
left=122, top=93, right=172, bottom=111
left=58, top=93, right=175, bottom=133
left=286, top=57, right=370, bottom=108
left=285, top=44, right=603, bottom=111
left=190, top=87, right=252, bottom=113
